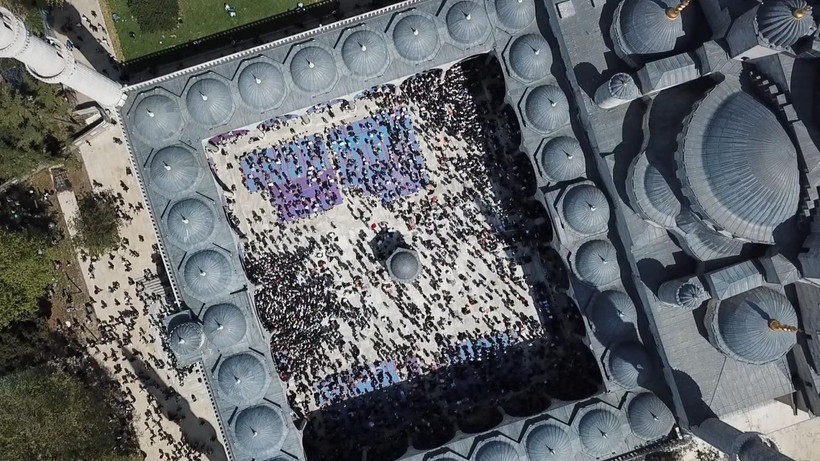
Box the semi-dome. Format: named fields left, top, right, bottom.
left=756, top=0, right=816, bottom=49
left=713, top=287, right=798, bottom=365
left=393, top=14, right=440, bottom=62
left=237, top=62, right=286, bottom=110
left=508, top=34, right=552, bottom=82
left=290, top=46, right=337, bottom=93
left=627, top=393, right=675, bottom=441
left=612, top=0, right=695, bottom=64
left=562, top=184, right=610, bottom=235
left=218, top=353, right=268, bottom=402
left=185, top=78, right=234, bottom=126
left=588, top=290, right=637, bottom=343
left=183, top=250, right=232, bottom=298
left=234, top=405, right=286, bottom=455
left=475, top=441, right=523, bottom=461
left=540, top=137, right=585, bottom=182
left=608, top=342, right=654, bottom=390
left=203, top=303, right=247, bottom=348
left=342, top=30, right=389, bottom=77
left=168, top=322, right=204, bottom=356
left=494, top=0, right=535, bottom=30
left=674, top=210, right=745, bottom=261
left=628, top=154, right=680, bottom=229
left=677, top=85, right=799, bottom=244
left=524, top=85, right=569, bottom=134
left=132, top=94, right=182, bottom=142
left=572, top=239, right=620, bottom=287
left=578, top=408, right=624, bottom=457
left=387, top=249, right=421, bottom=282
left=149, top=146, right=201, bottom=195
left=446, top=1, right=490, bottom=45
left=525, top=422, right=573, bottom=460
left=166, top=199, right=215, bottom=245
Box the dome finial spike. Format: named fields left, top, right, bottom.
left=146, top=108, right=155, bottom=118
left=793, top=5, right=811, bottom=19
left=163, top=161, right=172, bottom=171
left=252, top=73, right=261, bottom=84
left=665, top=0, right=691, bottom=19
left=199, top=90, right=208, bottom=101
left=768, top=319, right=800, bottom=333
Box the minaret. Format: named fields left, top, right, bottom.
left=692, top=418, right=795, bottom=461
left=0, top=7, right=123, bottom=107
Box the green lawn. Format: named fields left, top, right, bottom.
left=105, top=0, right=311, bottom=61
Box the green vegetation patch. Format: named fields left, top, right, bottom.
left=73, top=190, right=122, bottom=257
left=0, top=230, right=54, bottom=329
left=126, top=0, right=180, bottom=32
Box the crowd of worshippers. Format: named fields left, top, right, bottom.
left=242, top=61, right=562, bottom=417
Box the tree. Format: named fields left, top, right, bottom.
left=73, top=190, right=122, bottom=256
left=0, top=366, right=135, bottom=460
left=126, top=0, right=179, bottom=33
left=0, top=230, right=54, bottom=329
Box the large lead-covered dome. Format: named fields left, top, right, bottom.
left=393, top=14, right=440, bottom=62
left=166, top=199, right=215, bottom=246
left=608, top=342, right=654, bottom=390
left=494, top=0, right=534, bottom=30
left=540, top=137, right=585, bottom=182
left=342, top=30, right=389, bottom=77
left=628, top=154, right=680, bottom=229
left=132, top=94, right=182, bottom=143
left=290, top=46, right=337, bottom=93
left=756, top=0, right=816, bottom=49
left=149, top=146, right=201, bottom=195
left=234, top=405, right=286, bottom=455
left=588, top=290, right=637, bottom=343
left=238, top=62, right=287, bottom=110
left=578, top=408, right=624, bottom=457
left=446, top=1, right=490, bottom=45
left=677, top=85, right=799, bottom=243
left=572, top=239, right=620, bottom=287
left=562, top=184, right=610, bottom=235
left=508, top=34, right=552, bottom=82
left=168, top=322, right=204, bottom=356
left=525, top=422, right=573, bottom=460
left=203, top=303, right=247, bottom=348
left=627, top=393, right=675, bottom=441
left=712, top=287, right=798, bottom=365
left=185, top=78, right=235, bottom=126
left=612, top=0, right=695, bottom=64
left=524, top=85, right=569, bottom=134
left=475, top=441, right=523, bottom=461
left=183, top=250, right=232, bottom=298
left=218, top=353, right=268, bottom=403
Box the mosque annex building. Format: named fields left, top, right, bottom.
left=4, top=0, right=820, bottom=460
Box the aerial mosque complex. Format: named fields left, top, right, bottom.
left=3, top=0, right=820, bottom=459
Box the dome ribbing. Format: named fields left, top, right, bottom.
left=756, top=0, right=816, bottom=48
left=494, top=0, right=534, bottom=30
left=290, top=46, right=337, bottom=93
left=234, top=405, right=286, bottom=455
left=627, top=393, right=675, bottom=441
left=168, top=322, right=204, bottom=356
left=508, top=34, right=552, bottom=82
left=674, top=210, right=745, bottom=261
left=475, top=441, right=523, bottom=461
left=608, top=342, right=654, bottom=390
left=562, top=184, right=610, bottom=235
left=540, top=137, right=585, bottom=182
left=149, top=146, right=201, bottom=195
left=218, top=353, right=268, bottom=403
left=342, top=30, right=389, bottom=77
left=578, top=409, right=624, bottom=457
left=183, top=250, right=232, bottom=298
left=612, top=0, right=694, bottom=63
left=628, top=154, right=680, bottom=229
left=393, top=14, right=440, bottom=62
left=238, top=62, right=287, bottom=110
left=166, top=199, right=215, bottom=246
left=572, top=239, right=620, bottom=287
left=203, top=304, right=247, bottom=348
left=526, top=423, right=573, bottom=460
left=446, top=1, right=490, bottom=45
left=524, top=85, right=569, bottom=134
left=185, top=78, right=234, bottom=126
left=132, top=94, right=182, bottom=143
left=588, top=290, right=637, bottom=343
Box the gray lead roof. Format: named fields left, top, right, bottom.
left=290, top=45, right=338, bottom=93
left=540, top=136, right=585, bottom=182
left=148, top=146, right=202, bottom=196
left=508, top=34, right=552, bottom=82
left=674, top=210, right=745, bottom=261
left=628, top=153, right=680, bottom=229
left=233, top=405, right=287, bottom=456
left=608, top=342, right=654, bottom=390
left=525, top=422, right=573, bottom=460
left=445, top=1, right=490, bottom=45
left=166, top=199, right=215, bottom=246
left=185, top=77, right=235, bottom=126
left=474, top=440, right=523, bottom=461
left=562, top=184, right=611, bottom=235
left=756, top=0, right=816, bottom=48
left=493, top=0, right=534, bottom=31
left=183, top=250, right=232, bottom=299
left=626, top=393, right=675, bottom=441
left=202, top=303, right=247, bottom=348
left=524, top=85, right=569, bottom=134
left=169, top=322, right=204, bottom=356
left=578, top=408, right=624, bottom=457
left=588, top=290, right=638, bottom=344
left=392, top=14, right=440, bottom=62
left=131, top=94, right=182, bottom=143
left=341, top=30, right=390, bottom=77
left=237, top=61, right=287, bottom=110
left=217, top=353, right=269, bottom=403
left=613, top=0, right=694, bottom=58
left=572, top=239, right=620, bottom=287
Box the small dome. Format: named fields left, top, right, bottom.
left=203, top=303, right=247, bottom=348
left=238, top=62, right=286, bottom=110
left=508, top=34, right=552, bottom=82
left=387, top=249, right=421, bottom=282
left=342, top=30, right=389, bottom=77
left=578, top=408, right=624, bottom=457
left=446, top=1, right=490, bottom=45
left=588, top=290, right=638, bottom=343
left=674, top=210, right=745, bottom=261
left=572, top=240, right=620, bottom=287
left=149, top=146, right=201, bottom=195
left=475, top=441, right=523, bottom=461
left=540, top=137, right=585, bottom=182
left=168, top=322, right=203, bottom=356
left=608, top=72, right=641, bottom=99
left=290, top=46, right=337, bottom=93
left=183, top=250, right=232, bottom=298
left=613, top=0, right=694, bottom=63
left=494, top=0, right=535, bottom=30
left=678, top=86, right=799, bottom=243
left=524, top=85, right=569, bottom=134
left=526, top=422, right=573, bottom=460
left=627, top=393, right=675, bottom=441
left=166, top=199, right=215, bottom=246
left=756, top=0, right=816, bottom=49
left=562, top=184, right=610, bottom=235
left=628, top=154, right=680, bottom=229
left=714, top=287, right=798, bottom=365
left=132, top=94, right=182, bottom=143
left=676, top=283, right=705, bottom=309
left=608, top=342, right=654, bottom=390
left=234, top=405, right=286, bottom=455
left=185, top=78, right=234, bottom=126
left=393, top=14, right=440, bottom=62
left=218, top=353, right=268, bottom=403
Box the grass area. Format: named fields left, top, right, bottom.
left=104, top=0, right=312, bottom=61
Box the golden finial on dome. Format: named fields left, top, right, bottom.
left=666, top=0, right=692, bottom=20
left=792, top=6, right=811, bottom=19
left=768, top=319, right=800, bottom=333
